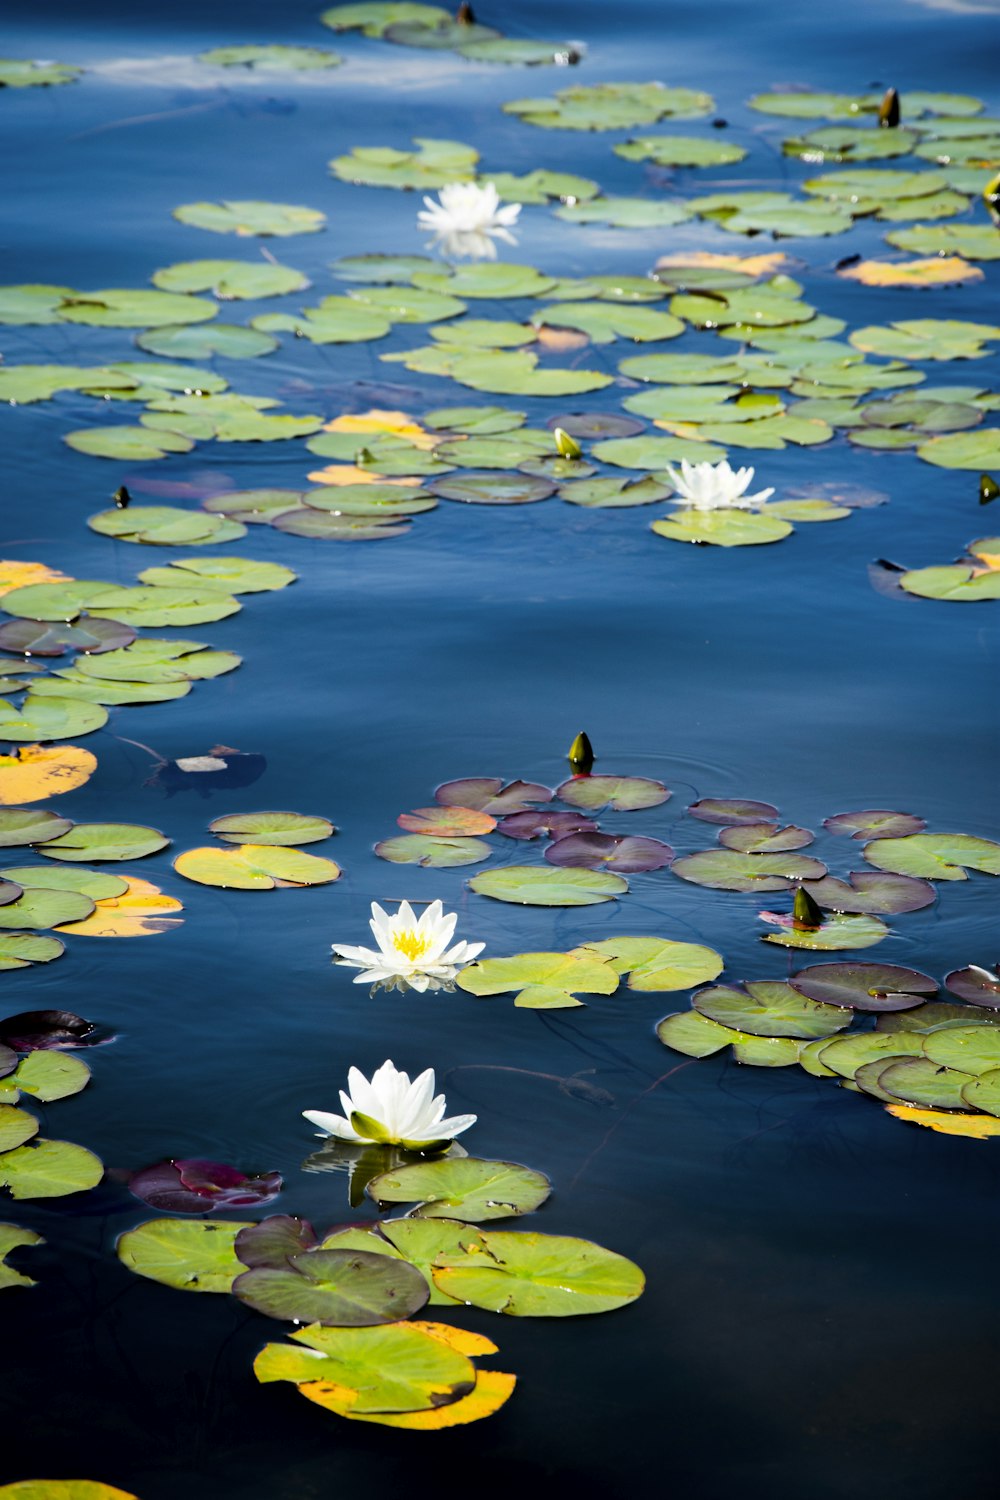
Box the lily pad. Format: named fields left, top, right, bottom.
left=368, top=1158, right=551, bottom=1220
left=432, top=1229, right=644, bottom=1316
left=0, top=810, right=72, bottom=847
left=885, top=223, right=1000, bottom=260
left=800, top=871, right=935, bottom=914
left=198, top=44, right=342, bottom=70
left=320, top=2, right=449, bottom=35
left=961, top=1069, right=1000, bottom=1116
left=0, top=1107, right=39, bottom=1152
left=560, top=476, right=670, bottom=508
left=614, top=134, right=747, bottom=167
left=790, top=961, right=936, bottom=1010
left=436, top=778, right=552, bottom=815
left=234, top=1248, right=429, bottom=1324
left=129, top=1159, right=282, bottom=1213
left=546, top=833, right=674, bottom=872
left=33, top=823, right=167, bottom=864
left=0, top=1140, right=103, bottom=1199
left=0, top=935, right=65, bottom=971
left=85, top=585, right=241, bottom=628
left=863, top=831, right=1000, bottom=879
left=672, top=849, right=826, bottom=891
left=136, top=323, right=278, bottom=359
left=117, top=1218, right=252, bottom=1292
left=556, top=775, right=669, bottom=812
left=173, top=845, right=341, bottom=889
left=915, top=430, right=1000, bottom=470
left=877, top=1057, right=975, bottom=1110
left=497, top=810, right=597, bottom=839
left=0, top=617, right=134, bottom=657
left=824, top=809, right=926, bottom=839
left=923, top=1026, right=1000, bottom=1076
left=57, top=289, right=217, bottom=329
left=0, top=59, right=82, bottom=87
left=173, top=201, right=326, bottom=236
left=429, top=473, right=556, bottom=505
left=945, top=966, right=1000, bottom=1009
left=457, top=951, right=619, bottom=1008
left=760, top=910, right=888, bottom=950
left=503, top=82, right=714, bottom=131
left=151, top=259, right=310, bottom=300
left=571, top=936, right=724, bottom=991
left=555, top=197, right=691, bottom=230
left=718, top=823, right=813, bottom=853
left=64, top=427, right=195, bottom=462
left=88, top=506, right=241, bottom=547
left=330, top=138, right=478, bottom=190
left=331, top=253, right=439, bottom=283
left=467, top=865, right=627, bottom=906
left=0, top=697, right=107, bottom=743
left=693, top=980, right=851, bottom=1039
left=208, top=811, right=334, bottom=846
left=534, top=302, right=684, bottom=345
left=0, top=887, right=93, bottom=930
left=273, top=511, right=411, bottom=540
left=0, top=1222, right=43, bottom=1290
left=375, top=835, right=492, bottom=867
left=459, top=38, right=580, bottom=65
left=850, top=319, right=1000, bottom=362
left=689, top=797, right=779, bottom=825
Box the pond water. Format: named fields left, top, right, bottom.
left=2, top=0, right=1000, bottom=1495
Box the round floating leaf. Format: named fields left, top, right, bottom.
left=57, top=289, right=216, bottom=329
left=945, top=966, right=1000, bottom=1009
left=824, top=809, right=926, bottom=839
left=198, top=44, right=341, bottom=70
left=0, top=881, right=93, bottom=929
left=432, top=1229, right=644, bottom=1316
left=573, top=936, right=724, bottom=991
left=208, top=811, right=334, bottom=847
left=0, top=810, right=72, bottom=847
left=140, top=556, right=296, bottom=594
left=0, top=1222, right=43, bottom=1291
left=560, top=476, right=669, bottom=508
left=457, top=952, right=619, bottom=1008
left=136, top=322, right=278, bottom=359
left=818, top=1031, right=926, bottom=1082
left=689, top=797, right=778, bottom=825
left=234, top=1248, right=429, bottom=1324
left=864, top=831, right=1000, bottom=879
left=851, top=319, right=1000, bottom=362
left=429, top=473, right=556, bottom=505
left=64, top=426, right=195, bottom=461
left=467, top=866, right=627, bottom=906
left=800, top=871, right=935, bottom=914
left=877, top=1057, right=976, bottom=1110
left=652, top=509, right=794, bottom=547
left=534, top=302, right=684, bottom=345
left=0, top=1106, right=39, bottom=1152
left=54, top=877, right=183, bottom=938
left=761, top=910, right=888, bottom=950
left=555, top=775, right=668, bottom=813
left=899, top=564, right=1000, bottom=602
left=0, top=1139, right=103, bottom=1199
left=0, top=935, right=64, bottom=971
left=915, top=430, right=1000, bottom=470
left=0, top=697, right=107, bottom=743
left=6, top=1052, right=90, bottom=1101
left=375, top=835, right=492, bottom=867
left=546, top=833, right=673, bottom=872
left=320, top=2, right=449, bottom=35
left=88, top=506, right=238, bottom=547
left=332, top=253, right=439, bottom=283
left=436, top=779, right=552, bottom=815
left=273, top=510, right=411, bottom=540
left=498, top=810, right=597, bottom=839
left=503, top=81, right=713, bottom=131
left=0, top=59, right=82, bottom=87
left=0, top=617, right=133, bottom=657
left=718, top=823, right=813, bottom=853
left=672, top=849, right=825, bottom=891
left=555, top=197, right=692, bottom=229
left=368, top=1158, right=551, bottom=1221
left=397, top=806, right=496, bottom=836
left=886, top=1103, right=1000, bottom=1137
left=614, top=133, right=746, bottom=166
left=791, top=961, right=936, bottom=1011
left=117, top=1218, right=252, bottom=1292
left=331, top=138, right=479, bottom=190
left=876, top=1001, right=997, bottom=1033
left=173, top=201, right=326, bottom=236
left=85, top=586, right=240, bottom=628
left=961, top=1069, right=1000, bottom=1116
left=840, top=255, right=983, bottom=288
left=656, top=1010, right=736, bottom=1058
left=174, top=845, right=341, bottom=889
left=923, top=1026, right=1000, bottom=1077
left=885, top=223, right=1000, bottom=260
left=300, top=485, right=435, bottom=518
left=36, top=823, right=168, bottom=863
left=693, top=980, right=851, bottom=1039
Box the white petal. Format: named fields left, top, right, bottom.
left=302, top=1109, right=361, bottom=1142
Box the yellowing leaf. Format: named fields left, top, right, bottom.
left=55, top=877, right=184, bottom=937
left=534, top=326, right=591, bottom=352
left=839, top=256, right=983, bottom=288
left=411, top=1321, right=499, bottom=1357
left=0, top=744, right=98, bottom=805
left=174, top=844, right=341, bottom=888
left=322, top=409, right=440, bottom=450
left=969, top=544, right=1000, bottom=570
left=654, top=250, right=788, bottom=277
left=0, top=561, right=72, bottom=598
left=345, top=1369, right=517, bottom=1429
left=305, top=465, right=423, bottom=487
left=884, top=1103, right=1000, bottom=1138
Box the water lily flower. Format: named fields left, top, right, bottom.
left=664, top=459, right=775, bottom=512
left=418, top=180, right=521, bottom=260
left=303, top=1059, right=477, bottom=1148
left=332, top=898, right=484, bottom=992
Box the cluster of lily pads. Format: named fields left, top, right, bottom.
left=116, top=1149, right=644, bottom=1429
left=172, top=809, right=341, bottom=889
left=320, top=2, right=582, bottom=68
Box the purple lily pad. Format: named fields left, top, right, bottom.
left=824, top=809, right=927, bottom=840
left=800, top=871, right=936, bottom=915
left=546, top=832, right=674, bottom=872
left=498, top=810, right=598, bottom=840
left=790, top=961, right=937, bottom=1012
left=435, top=778, right=552, bottom=815
left=0, top=615, right=136, bottom=657
left=129, top=1158, right=283, bottom=1212
left=556, top=775, right=670, bottom=813
left=0, top=1009, right=97, bottom=1050
left=235, top=1215, right=318, bottom=1269
left=688, top=797, right=779, bottom=825
left=945, top=965, right=1000, bottom=1010
left=718, top=823, right=814, bottom=853
left=0, top=1043, right=17, bottom=1079
left=547, top=412, right=645, bottom=439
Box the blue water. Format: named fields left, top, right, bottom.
left=2, top=0, right=1000, bottom=1494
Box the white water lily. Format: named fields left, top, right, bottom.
left=332, top=898, right=484, bottom=992
left=303, top=1059, right=477, bottom=1148
left=418, top=180, right=521, bottom=260
left=664, top=459, right=775, bottom=512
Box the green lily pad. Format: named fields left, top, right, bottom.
left=138, top=557, right=295, bottom=594
left=693, top=980, right=851, bottom=1038
left=0, top=285, right=77, bottom=325
left=201, top=489, right=306, bottom=522
left=151, top=259, right=310, bottom=299
left=899, top=564, right=1000, bottom=601
left=331, top=253, right=439, bottom=283
left=467, top=865, right=628, bottom=906
left=459, top=38, right=580, bottom=64
left=255, top=1320, right=477, bottom=1413
left=85, top=585, right=241, bottom=628
left=555, top=197, right=692, bottom=229
left=863, top=832, right=1000, bottom=879
left=0, top=887, right=93, bottom=930
left=704, top=196, right=855, bottom=238
left=534, top=302, right=684, bottom=345
left=877, top=1057, right=976, bottom=1110
left=299, top=486, right=435, bottom=517
left=560, top=476, right=670, bottom=507
left=0, top=810, right=72, bottom=847
left=437, top=349, right=614, bottom=397
left=272, top=511, right=411, bottom=540
left=330, top=138, right=478, bottom=190
left=88, top=506, right=241, bottom=546
left=761, top=911, right=888, bottom=950
left=0, top=696, right=107, bottom=742
left=384, top=18, right=500, bottom=47
left=429, top=472, right=555, bottom=505
left=748, top=91, right=882, bottom=119
left=923, top=1026, right=1000, bottom=1076
left=457, top=951, right=619, bottom=1008
left=173, top=201, right=326, bottom=236
left=0, top=934, right=65, bottom=970
left=800, top=871, right=935, bottom=914
left=672, top=849, right=826, bottom=891
left=233, top=1248, right=429, bottom=1324
left=37, top=823, right=168, bottom=863
left=64, top=427, right=195, bottom=461
left=208, top=811, right=334, bottom=846
left=423, top=404, right=525, bottom=434
left=655, top=1009, right=738, bottom=1058
left=594, top=435, right=727, bottom=469
left=782, top=125, right=921, bottom=162
left=117, top=1218, right=253, bottom=1292
left=1, top=866, right=128, bottom=900
left=916, top=430, right=1000, bottom=469
left=368, top=1158, right=551, bottom=1220
left=30, top=670, right=191, bottom=708
left=850, top=319, right=1000, bottom=361
left=884, top=223, right=1000, bottom=260
left=320, top=2, right=449, bottom=35
left=0, top=1222, right=43, bottom=1289
left=136, top=322, right=278, bottom=359
left=570, top=936, right=724, bottom=991
left=556, top=775, right=669, bottom=812
left=487, top=170, right=599, bottom=205
left=173, top=845, right=341, bottom=889
left=430, top=320, right=536, bottom=350
left=375, top=834, right=492, bottom=867
left=503, top=82, right=714, bottom=131
left=0, top=1107, right=39, bottom=1152
left=57, top=289, right=217, bottom=328
left=818, top=1031, right=925, bottom=1079
left=652, top=509, right=794, bottom=547
left=0, top=59, right=82, bottom=87
left=7, top=1053, right=91, bottom=1102
left=961, top=1069, right=1000, bottom=1116
left=0, top=1139, right=103, bottom=1199
left=198, top=44, right=342, bottom=70
left=431, top=1229, right=644, bottom=1316
left=614, top=134, right=747, bottom=167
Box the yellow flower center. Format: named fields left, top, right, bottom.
left=392, top=929, right=430, bottom=961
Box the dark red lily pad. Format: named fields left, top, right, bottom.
left=0, top=1009, right=97, bottom=1050
left=129, top=1158, right=283, bottom=1212
left=546, top=832, right=674, bottom=872
left=235, top=1215, right=318, bottom=1269
left=718, top=823, right=813, bottom=853
left=0, top=1043, right=17, bottom=1079
left=547, top=412, right=645, bottom=439
left=688, top=797, right=779, bottom=825
left=945, top=965, right=1000, bottom=1010
left=790, top=961, right=937, bottom=1012
left=498, top=810, right=598, bottom=840
left=556, top=774, right=670, bottom=813
left=824, top=809, right=927, bottom=839
left=798, top=871, right=936, bottom=914
left=0, top=615, right=136, bottom=657
left=232, top=1247, right=429, bottom=1325
left=435, top=778, right=552, bottom=815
